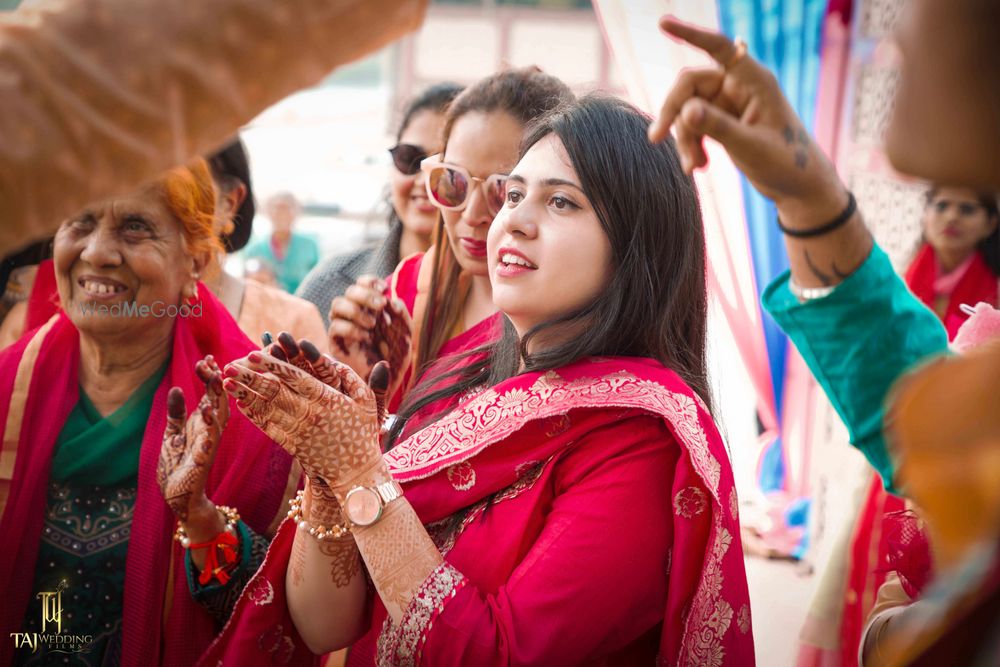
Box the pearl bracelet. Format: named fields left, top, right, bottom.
left=174, top=505, right=240, bottom=548
left=287, top=489, right=351, bottom=541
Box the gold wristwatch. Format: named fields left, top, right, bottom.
left=343, top=479, right=404, bottom=527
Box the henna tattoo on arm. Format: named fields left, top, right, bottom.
left=803, top=248, right=852, bottom=286
left=786, top=125, right=810, bottom=170
left=306, top=480, right=361, bottom=588
left=353, top=500, right=443, bottom=620
left=803, top=248, right=833, bottom=286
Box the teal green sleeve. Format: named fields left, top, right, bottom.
left=762, top=243, right=950, bottom=494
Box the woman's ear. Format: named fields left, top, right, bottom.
left=189, top=250, right=213, bottom=290
left=223, top=183, right=248, bottom=217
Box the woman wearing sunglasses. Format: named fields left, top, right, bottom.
left=201, top=93, right=754, bottom=667
left=327, top=68, right=574, bottom=420
left=297, top=83, right=463, bottom=328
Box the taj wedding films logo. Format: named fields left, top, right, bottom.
left=9, top=580, right=94, bottom=655
left=77, top=299, right=203, bottom=319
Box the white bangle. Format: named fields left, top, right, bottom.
left=789, top=278, right=836, bottom=301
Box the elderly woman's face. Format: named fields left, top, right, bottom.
left=53, top=182, right=199, bottom=340
left=887, top=0, right=1000, bottom=186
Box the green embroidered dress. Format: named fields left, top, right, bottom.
left=17, top=366, right=165, bottom=666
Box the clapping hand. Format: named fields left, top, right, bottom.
left=222, top=348, right=391, bottom=491
left=327, top=275, right=412, bottom=388
left=157, top=356, right=228, bottom=531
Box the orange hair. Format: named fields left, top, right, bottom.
left=159, top=158, right=223, bottom=263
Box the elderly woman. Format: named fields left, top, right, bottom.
left=0, top=161, right=294, bottom=666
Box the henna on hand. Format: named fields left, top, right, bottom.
left=221, top=351, right=382, bottom=488
left=157, top=356, right=229, bottom=525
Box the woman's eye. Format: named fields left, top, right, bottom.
left=550, top=196, right=577, bottom=210
left=123, top=216, right=152, bottom=234
left=506, top=190, right=523, bottom=204
left=68, top=214, right=95, bottom=230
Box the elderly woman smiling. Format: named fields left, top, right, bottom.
left=0, top=161, right=295, bottom=667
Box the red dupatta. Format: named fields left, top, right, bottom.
left=201, top=356, right=754, bottom=666
left=0, top=274, right=296, bottom=667
left=905, top=243, right=999, bottom=339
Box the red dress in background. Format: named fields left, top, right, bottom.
left=836, top=243, right=998, bottom=664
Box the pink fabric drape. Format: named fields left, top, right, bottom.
left=592, top=0, right=780, bottom=463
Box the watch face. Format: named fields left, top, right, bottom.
left=345, top=487, right=382, bottom=526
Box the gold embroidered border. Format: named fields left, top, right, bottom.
left=386, top=370, right=722, bottom=503
left=678, top=512, right=735, bottom=667
left=0, top=315, right=60, bottom=518
left=376, top=561, right=467, bottom=667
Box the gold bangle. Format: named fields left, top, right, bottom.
left=174, top=505, right=240, bottom=548
left=287, top=490, right=351, bottom=541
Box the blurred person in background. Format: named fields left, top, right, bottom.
left=206, top=139, right=328, bottom=351
left=0, top=239, right=50, bottom=348
left=649, top=0, right=1000, bottom=661
left=905, top=187, right=999, bottom=338
left=244, top=192, right=320, bottom=294
left=243, top=257, right=278, bottom=288
left=297, top=83, right=464, bottom=328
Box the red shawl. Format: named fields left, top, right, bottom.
left=200, top=357, right=755, bottom=666
left=905, top=243, right=999, bottom=339
left=0, top=273, right=296, bottom=666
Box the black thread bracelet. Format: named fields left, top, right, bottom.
left=777, top=191, right=857, bottom=239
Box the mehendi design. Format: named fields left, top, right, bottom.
left=222, top=351, right=382, bottom=489
left=320, top=535, right=362, bottom=588
left=331, top=297, right=412, bottom=384
left=157, top=356, right=229, bottom=522
left=357, top=501, right=443, bottom=615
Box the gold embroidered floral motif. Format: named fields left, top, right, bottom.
left=247, top=577, right=275, bottom=606
left=445, top=461, right=476, bottom=491
left=737, top=604, right=751, bottom=634
left=729, top=487, right=739, bottom=522
left=257, top=624, right=295, bottom=664
left=427, top=458, right=549, bottom=556
left=679, top=516, right=735, bottom=666
left=674, top=487, right=707, bottom=519
left=543, top=414, right=572, bottom=437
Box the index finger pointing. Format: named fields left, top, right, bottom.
left=659, top=15, right=739, bottom=65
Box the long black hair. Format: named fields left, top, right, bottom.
left=387, top=95, right=710, bottom=448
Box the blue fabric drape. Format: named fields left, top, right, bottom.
left=716, top=0, right=827, bottom=492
